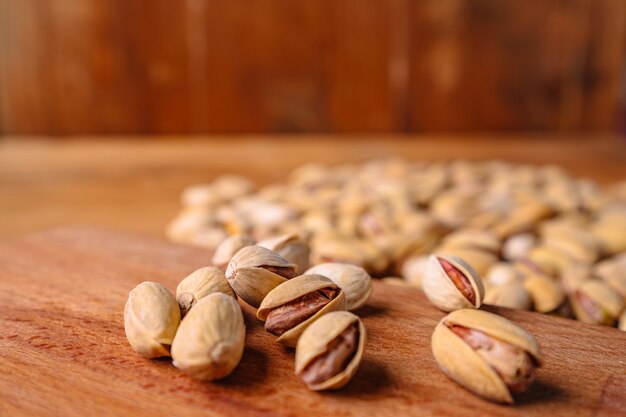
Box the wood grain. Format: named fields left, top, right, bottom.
left=1, top=0, right=625, bottom=134
left=0, top=226, right=624, bottom=416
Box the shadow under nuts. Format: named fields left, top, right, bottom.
left=124, top=282, right=181, bottom=359
left=176, top=266, right=235, bottom=317
left=296, top=311, right=366, bottom=391
left=423, top=255, right=485, bottom=312
left=257, top=274, right=347, bottom=347
left=171, top=292, right=245, bottom=381
left=225, top=245, right=297, bottom=308
left=432, top=309, right=542, bottom=403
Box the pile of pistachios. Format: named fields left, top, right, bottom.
left=124, top=238, right=371, bottom=391
left=167, top=159, right=626, bottom=330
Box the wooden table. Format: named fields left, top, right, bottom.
left=1, top=134, right=625, bottom=241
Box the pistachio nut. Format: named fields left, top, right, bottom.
left=492, top=200, right=554, bottom=238
left=171, top=293, right=245, bottom=381
left=542, top=234, right=599, bottom=264
left=570, top=280, right=624, bottom=326
left=225, top=245, right=297, bottom=308
left=181, top=183, right=221, bottom=208
left=433, top=246, right=497, bottom=276
left=257, top=274, right=347, bottom=347
left=523, top=274, right=569, bottom=316
left=441, top=229, right=501, bottom=254
left=295, top=311, right=366, bottom=391
left=423, top=255, right=485, bottom=312
left=400, top=254, right=430, bottom=289
left=124, top=282, right=181, bottom=358
left=526, top=245, right=574, bottom=277
left=166, top=207, right=215, bottom=242
left=484, top=282, right=532, bottom=310
left=186, top=227, right=229, bottom=251
left=591, top=219, right=626, bottom=256
left=432, top=309, right=542, bottom=403
left=486, top=262, right=523, bottom=287
left=176, top=266, right=235, bottom=317
left=502, top=233, right=536, bottom=261
left=212, top=234, right=256, bottom=270
left=305, top=263, right=373, bottom=311
left=258, top=234, right=311, bottom=274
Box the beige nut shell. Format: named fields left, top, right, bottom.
left=257, top=274, right=347, bottom=347
left=124, top=282, right=181, bottom=359
left=423, top=255, right=485, bottom=312
left=171, top=293, right=245, bottom=381
left=295, top=311, right=366, bottom=390
left=225, top=245, right=296, bottom=308
left=258, top=233, right=311, bottom=273
left=523, top=274, right=565, bottom=313
left=571, top=280, right=625, bottom=323
left=176, top=266, right=235, bottom=316
left=432, top=309, right=541, bottom=404
left=305, top=263, right=373, bottom=311
left=211, top=234, right=256, bottom=270
left=484, top=282, right=532, bottom=310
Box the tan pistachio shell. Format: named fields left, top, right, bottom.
left=124, top=282, right=181, bottom=359
left=225, top=245, right=297, bottom=308
left=571, top=280, right=625, bottom=324
left=591, top=220, right=626, bottom=256
left=400, top=254, right=431, bottom=289
left=171, top=293, right=245, bottom=381
left=257, top=274, right=347, bottom=347
left=432, top=309, right=542, bottom=404
left=486, top=262, right=523, bottom=287
left=176, top=266, right=235, bottom=317
left=526, top=245, right=574, bottom=277
left=166, top=207, right=215, bottom=242
left=442, top=229, right=501, bottom=254
left=523, top=274, right=566, bottom=313
left=433, top=246, right=497, bottom=276
left=305, top=263, right=373, bottom=311
left=295, top=311, right=366, bottom=390
left=423, top=255, right=485, bottom=312
left=502, top=233, right=536, bottom=261
left=543, top=235, right=598, bottom=264
left=211, top=234, right=256, bottom=270
left=258, top=233, right=311, bottom=274
left=484, top=282, right=532, bottom=310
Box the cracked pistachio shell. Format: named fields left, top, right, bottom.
left=257, top=274, right=347, bottom=347
left=526, top=245, right=574, bottom=277
left=433, top=246, right=496, bottom=276
left=571, top=280, right=624, bottom=325
left=484, top=282, right=532, bottom=310
left=211, top=234, right=256, bottom=270
left=523, top=274, right=566, bottom=314
left=171, top=293, right=245, bottom=381
left=305, top=263, right=372, bottom=311
left=258, top=233, right=311, bottom=274
left=295, top=311, right=366, bottom=390
left=176, top=266, right=235, bottom=317
left=124, top=282, right=181, bottom=358
left=543, top=235, right=599, bottom=264
left=492, top=200, right=554, bottom=239
left=225, top=245, right=297, bottom=308
left=432, top=309, right=542, bottom=404
left=423, top=255, right=485, bottom=312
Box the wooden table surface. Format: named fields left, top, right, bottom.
left=1, top=134, right=625, bottom=241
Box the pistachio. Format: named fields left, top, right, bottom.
left=570, top=280, right=624, bottom=326
left=523, top=274, right=568, bottom=315
left=171, top=293, right=245, bottom=381
left=124, top=282, right=181, bottom=358
left=432, top=309, right=542, bottom=403
left=225, top=245, right=297, bottom=308
left=423, top=255, right=485, bottom=312
left=484, top=282, right=532, bottom=310
left=212, top=234, right=256, bottom=270
left=400, top=254, right=430, bottom=289
left=166, top=207, right=215, bottom=242
left=305, top=263, right=373, bottom=311
left=258, top=234, right=311, bottom=274
left=433, top=246, right=497, bottom=276
left=295, top=311, right=366, bottom=390
left=502, top=233, right=536, bottom=261
left=257, top=274, right=347, bottom=347
left=526, top=245, right=574, bottom=277
left=176, top=266, right=235, bottom=317
left=441, top=229, right=501, bottom=254
left=486, top=262, right=523, bottom=287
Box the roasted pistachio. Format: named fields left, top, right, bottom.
left=295, top=311, right=366, bottom=390
left=433, top=246, right=497, bottom=276
left=305, top=263, right=372, bottom=311
left=502, top=233, right=537, bottom=261
left=441, top=229, right=501, bottom=254
left=225, top=245, right=297, bottom=308
left=432, top=309, right=542, bottom=403
left=257, top=274, right=347, bottom=347
left=486, top=262, right=523, bottom=287
left=212, top=234, right=256, bottom=270
left=523, top=274, right=568, bottom=316
left=171, top=293, right=245, bottom=381
left=400, top=254, right=430, bottom=289
left=124, top=282, right=181, bottom=358
left=570, top=280, right=624, bottom=326
left=423, top=255, right=485, bottom=312
left=258, top=234, right=311, bottom=274
left=176, top=266, right=235, bottom=317
left=484, top=282, right=532, bottom=310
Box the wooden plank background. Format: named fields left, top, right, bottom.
left=0, top=0, right=625, bottom=135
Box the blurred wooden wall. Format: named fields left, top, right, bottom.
left=0, top=0, right=625, bottom=135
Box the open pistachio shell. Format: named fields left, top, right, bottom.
left=484, top=282, right=532, bottom=310
left=176, top=266, right=235, bottom=317
left=570, top=280, right=624, bottom=325
left=433, top=246, right=497, bottom=276
left=523, top=274, right=566, bottom=314
left=432, top=309, right=542, bottom=404
left=225, top=245, right=297, bottom=308
left=211, top=234, right=256, bottom=270
left=258, top=233, right=311, bottom=274
left=257, top=274, right=347, bottom=347
left=295, top=311, right=366, bottom=390
left=423, top=255, right=485, bottom=312
left=305, top=263, right=372, bottom=311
